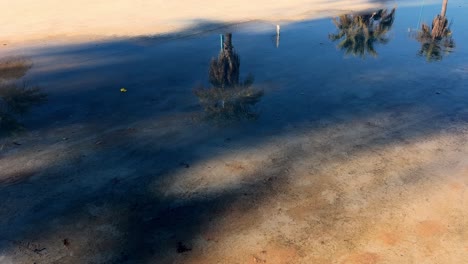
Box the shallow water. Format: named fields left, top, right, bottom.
left=1, top=1, right=467, bottom=263
left=1, top=1, right=467, bottom=137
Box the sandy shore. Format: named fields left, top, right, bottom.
left=0, top=0, right=390, bottom=46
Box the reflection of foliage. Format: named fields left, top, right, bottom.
left=0, top=83, right=47, bottom=114
left=0, top=58, right=47, bottom=136
left=195, top=33, right=263, bottom=121
left=195, top=77, right=263, bottom=120
left=0, top=83, right=47, bottom=135
left=329, top=8, right=396, bottom=58
left=0, top=57, right=33, bottom=81
left=415, top=17, right=454, bottom=62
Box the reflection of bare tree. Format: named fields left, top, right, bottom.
left=415, top=0, right=454, bottom=61
left=195, top=33, right=263, bottom=121
left=209, top=34, right=240, bottom=88
left=329, top=8, right=396, bottom=58
left=0, top=58, right=46, bottom=136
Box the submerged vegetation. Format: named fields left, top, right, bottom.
left=415, top=0, right=454, bottom=61
left=0, top=57, right=46, bottom=136
left=329, top=8, right=396, bottom=58
left=195, top=33, right=263, bottom=121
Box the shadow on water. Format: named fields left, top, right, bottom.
left=0, top=1, right=467, bottom=263
left=0, top=57, right=47, bottom=137
left=413, top=0, right=455, bottom=62
left=194, top=33, right=263, bottom=122
left=329, top=8, right=396, bottom=58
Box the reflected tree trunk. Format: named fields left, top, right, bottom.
left=432, top=0, right=449, bottom=39
left=209, top=33, right=240, bottom=88
left=223, top=33, right=233, bottom=52
left=441, top=0, right=448, bottom=17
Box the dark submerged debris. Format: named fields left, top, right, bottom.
left=176, top=241, right=192, bottom=253
left=179, top=161, right=190, bottom=168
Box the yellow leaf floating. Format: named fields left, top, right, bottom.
left=120, top=88, right=127, bottom=93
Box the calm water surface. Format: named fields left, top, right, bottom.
left=0, top=1, right=467, bottom=141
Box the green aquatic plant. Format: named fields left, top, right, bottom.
left=195, top=33, right=263, bottom=121
left=329, top=8, right=396, bottom=58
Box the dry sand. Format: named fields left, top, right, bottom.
left=1, top=0, right=392, bottom=46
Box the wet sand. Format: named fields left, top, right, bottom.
left=1, top=52, right=467, bottom=264
left=0, top=84, right=467, bottom=263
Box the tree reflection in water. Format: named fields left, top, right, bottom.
left=329, top=8, right=396, bottom=58
left=0, top=57, right=46, bottom=136
left=195, top=33, right=263, bottom=121
left=415, top=0, right=454, bottom=62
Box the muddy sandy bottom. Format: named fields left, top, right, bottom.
left=1, top=85, right=467, bottom=263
